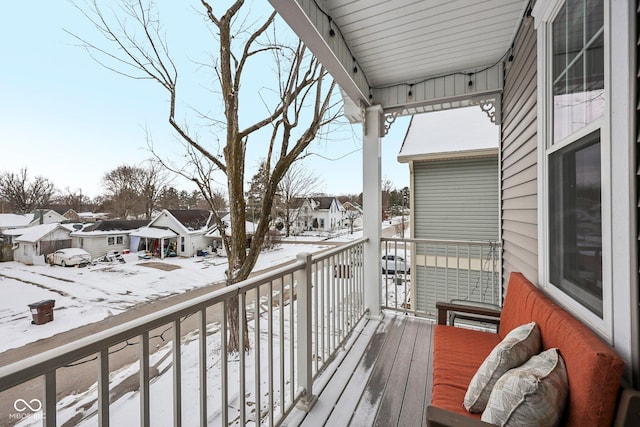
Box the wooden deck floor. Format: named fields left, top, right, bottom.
left=283, top=314, right=434, bottom=427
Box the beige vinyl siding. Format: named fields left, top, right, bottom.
left=501, top=15, right=538, bottom=285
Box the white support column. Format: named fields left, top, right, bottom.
left=295, top=252, right=317, bottom=411
left=363, top=105, right=384, bottom=320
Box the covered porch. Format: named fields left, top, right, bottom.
left=130, top=226, right=178, bottom=259
left=0, top=0, right=638, bottom=425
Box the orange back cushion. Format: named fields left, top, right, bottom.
left=498, top=272, right=624, bottom=427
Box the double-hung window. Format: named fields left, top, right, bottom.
left=541, top=0, right=608, bottom=325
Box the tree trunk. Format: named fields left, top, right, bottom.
left=227, top=295, right=250, bottom=352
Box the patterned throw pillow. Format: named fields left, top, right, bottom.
left=463, top=322, right=541, bottom=413
left=481, top=348, right=569, bottom=427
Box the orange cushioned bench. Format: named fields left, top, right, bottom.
left=428, top=272, right=625, bottom=427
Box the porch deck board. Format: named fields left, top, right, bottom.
left=371, top=317, right=420, bottom=427
left=284, top=314, right=434, bottom=427
left=297, top=320, right=381, bottom=427
left=398, top=316, right=434, bottom=426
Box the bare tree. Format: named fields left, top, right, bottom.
left=343, top=205, right=361, bottom=234
left=102, top=165, right=141, bottom=219
left=102, top=162, right=171, bottom=219
left=278, top=162, right=323, bottom=237
left=136, top=161, right=173, bottom=220
left=0, top=168, right=56, bottom=214
left=50, top=187, right=96, bottom=217
left=72, top=0, right=340, bottom=352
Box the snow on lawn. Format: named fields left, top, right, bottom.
left=84, top=303, right=294, bottom=427
left=14, top=277, right=347, bottom=427
left=0, top=243, right=329, bottom=353
left=7, top=226, right=402, bottom=426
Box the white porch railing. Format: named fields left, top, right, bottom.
left=381, top=237, right=502, bottom=317
left=0, top=239, right=366, bottom=427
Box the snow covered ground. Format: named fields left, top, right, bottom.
left=3, top=221, right=409, bottom=426
left=0, top=242, right=330, bottom=354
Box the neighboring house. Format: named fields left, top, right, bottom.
left=13, top=223, right=73, bottom=265
left=342, top=201, right=363, bottom=230
left=143, top=209, right=213, bottom=257
left=291, top=197, right=315, bottom=233
left=0, top=214, right=31, bottom=262
left=205, top=213, right=258, bottom=254
left=0, top=213, right=31, bottom=234
left=28, top=209, right=67, bottom=226
left=62, top=209, right=80, bottom=222
left=309, top=196, right=345, bottom=231
left=282, top=198, right=307, bottom=236
left=77, top=212, right=110, bottom=223
left=292, top=196, right=346, bottom=232
left=398, top=107, right=500, bottom=311
left=70, top=220, right=149, bottom=259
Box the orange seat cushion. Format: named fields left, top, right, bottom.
left=432, top=325, right=501, bottom=419
left=431, top=273, right=624, bottom=427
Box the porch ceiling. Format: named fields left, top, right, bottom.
left=269, top=0, right=530, bottom=118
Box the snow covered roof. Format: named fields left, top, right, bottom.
left=310, top=196, right=337, bottom=210
left=15, top=223, right=68, bottom=243
left=76, top=220, right=149, bottom=234
left=0, top=214, right=31, bottom=229
left=129, top=227, right=178, bottom=239
left=167, top=209, right=212, bottom=231
left=77, top=212, right=110, bottom=220
left=206, top=215, right=257, bottom=237
left=397, top=106, right=498, bottom=163
left=2, top=228, right=28, bottom=237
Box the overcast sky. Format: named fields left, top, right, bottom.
left=1, top=2, right=500, bottom=201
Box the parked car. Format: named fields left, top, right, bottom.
left=47, top=248, right=92, bottom=267
left=381, top=254, right=410, bottom=274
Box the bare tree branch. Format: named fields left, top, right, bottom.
left=73, top=0, right=342, bottom=353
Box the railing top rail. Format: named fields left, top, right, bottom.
left=311, top=237, right=367, bottom=263
left=0, top=256, right=309, bottom=392
left=381, top=237, right=501, bottom=246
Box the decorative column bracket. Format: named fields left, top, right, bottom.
left=476, top=99, right=501, bottom=125
left=383, top=112, right=399, bottom=136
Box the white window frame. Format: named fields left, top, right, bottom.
left=534, top=0, right=612, bottom=340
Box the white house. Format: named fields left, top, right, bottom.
left=28, top=209, right=67, bottom=226
left=205, top=213, right=258, bottom=255
left=342, top=201, right=363, bottom=230
left=140, top=209, right=213, bottom=258
left=292, top=196, right=345, bottom=233
left=13, top=223, right=73, bottom=265
left=77, top=212, right=110, bottom=223
left=0, top=213, right=31, bottom=234
left=71, top=220, right=149, bottom=259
